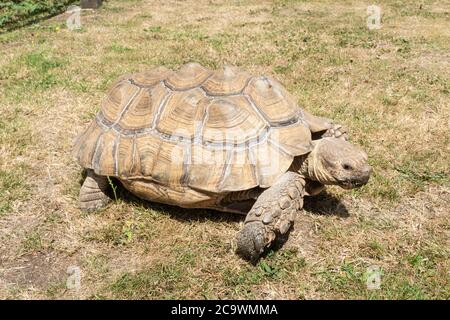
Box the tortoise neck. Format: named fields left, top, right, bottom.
left=292, top=145, right=332, bottom=183
left=303, top=143, right=336, bottom=183
left=291, top=155, right=310, bottom=179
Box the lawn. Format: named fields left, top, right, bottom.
left=0, top=0, right=448, bottom=299
left=0, top=0, right=77, bottom=32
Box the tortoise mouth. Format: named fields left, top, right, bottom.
left=338, top=179, right=368, bottom=189
left=338, top=167, right=371, bottom=189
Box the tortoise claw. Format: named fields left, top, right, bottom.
left=323, top=124, right=348, bottom=140
left=236, top=222, right=269, bottom=263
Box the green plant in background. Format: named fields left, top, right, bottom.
left=107, top=176, right=118, bottom=202
left=0, top=0, right=79, bottom=32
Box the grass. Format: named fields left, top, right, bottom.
left=0, top=0, right=78, bottom=32
left=0, top=0, right=449, bottom=299
left=0, top=170, right=27, bottom=216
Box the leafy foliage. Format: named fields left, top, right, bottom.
left=0, top=0, right=78, bottom=31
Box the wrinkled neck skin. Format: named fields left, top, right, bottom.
left=296, top=146, right=336, bottom=185
left=291, top=153, right=327, bottom=196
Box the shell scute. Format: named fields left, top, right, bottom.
left=92, top=130, right=118, bottom=176
left=202, top=66, right=251, bottom=95
left=187, top=145, right=227, bottom=191
left=156, top=88, right=206, bottom=140
left=244, top=77, right=299, bottom=125
left=250, top=140, right=293, bottom=188
left=202, top=95, right=266, bottom=146
left=101, top=80, right=140, bottom=123
left=165, top=63, right=212, bottom=90
left=218, top=150, right=258, bottom=191
left=131, top=66, right=173, bottom=87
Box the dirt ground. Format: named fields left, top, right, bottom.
left=0, top=0, right=448, bottom=299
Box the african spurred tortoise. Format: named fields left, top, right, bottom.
left=74, top=63, right=371, bottom=261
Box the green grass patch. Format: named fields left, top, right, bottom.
left=109, top=264, right=185, bottom=299
left=395, top=165, right=449, bottom=190
left=0, top=0, right=78, bottom=32
left=22, top=231, right=44, bottom=253
left=0, top=166, right=28, bottom=215
left=2, top=49, right=66, bottom=102
left=107, top=43, right=134, bottom=54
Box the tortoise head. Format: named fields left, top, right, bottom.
left=304, top=137, right=372, bottom=189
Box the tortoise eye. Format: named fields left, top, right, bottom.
left=342, top=163, right=353, bottom=170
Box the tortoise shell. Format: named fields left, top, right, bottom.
left=74, top=63, right=325, bottom=193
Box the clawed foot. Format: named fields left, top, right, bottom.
left=236, top=222, right=269, bottom=263
left=323, top=123, right=348, bottom=140
left=79, top=170, right=111, bottom=212
left=236, top=220, right=293, bottom=263
left=235, top=172, right=305, bottom=263
left=79, top=195, right=111, bottom=212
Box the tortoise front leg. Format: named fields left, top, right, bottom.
left=303, top=111, right=348, bottom=140
left=79, top=170, right=111, bottom=212
left=321, top=123, right=348, bottom=140
left=236, top=172, right=305, bottom=262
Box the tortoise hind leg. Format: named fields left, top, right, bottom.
left=236, top=172, right=306, bottom=262
left=79, top=170, right=111, bottom=212
left=216, top=189, right=262, bottom=214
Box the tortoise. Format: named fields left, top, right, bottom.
left=73, top=63, right=372, bottom=261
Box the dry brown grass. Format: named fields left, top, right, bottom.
left=0, top=0, right=449, bottom=299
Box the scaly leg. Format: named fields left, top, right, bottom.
left=321, top=123, right=348, bottom=140
left=236, top=172, right=306, bottom=262
left=303, top=111, right=348, bottom=140
left=79, top=170, right=111, bottom=211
